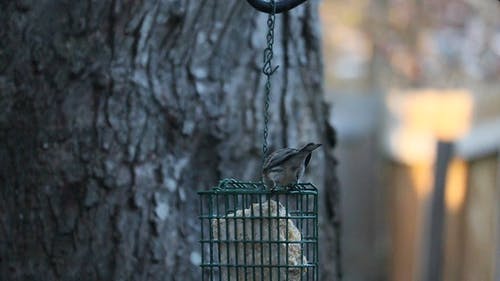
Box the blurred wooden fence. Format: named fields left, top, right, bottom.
left=386, top=122, right=500, bottom=281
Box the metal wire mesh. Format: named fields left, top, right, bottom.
left=199, top=180, right=319, bottom=281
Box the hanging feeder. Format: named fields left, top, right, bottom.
left=199, top=181, right=318, bottom=281
left=198, top=1, right=319, bottom=280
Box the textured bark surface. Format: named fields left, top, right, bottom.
left=0, top=0, right=338, bottom=280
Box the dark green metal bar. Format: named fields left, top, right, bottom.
left=200, top=214, right=317, bottom=219
left=242, top=194, right=248, bottom=279
left=259, top=194, right=264, bottom=280
left=200, top=263, right=315, bottom=268
left=267, top=198, right=273, bottom=281
left=233, top=194, right=240, bottom=280
left=305, top=193, right=310, bottom=281
left=199, top=189, right=318, bottom=195
left=306, top=193, right=310, bottom=266
left=277, top=194, right=281, bottom=281
left=199, top=196, right=205, bottom=281
left=224, top=195, right=230, bottom=279
left=200, top=239, right=317, bottom=244
left=314, top=193, right=319, bottom=279
left=208, top=194, right=214, bottom=281
left=216, top=194, right=222, bottom=281
left=286, top=192, right=290, bottom=281
left=198, top=181, right=317, bottom=194
left=250, top=194, right=256, bottom=281
left=300, top=193, right=305, bottom=281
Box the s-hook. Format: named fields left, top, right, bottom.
left=246, top=0, right=308, bottom=14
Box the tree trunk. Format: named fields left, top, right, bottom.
left=0, top=1, right=338, bottom=280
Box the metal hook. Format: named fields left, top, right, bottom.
left=246, top=0, right=308, bottom=14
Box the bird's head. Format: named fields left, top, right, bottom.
left=301, top=142, right=322, bottom=152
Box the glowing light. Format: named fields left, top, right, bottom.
left=445, top=159, right=468, bottom=213
left=388, top=127, right=436, bottom=165
left=385, top=89, right=474, bottom=164
left=410, top=164, right=434, bottom=199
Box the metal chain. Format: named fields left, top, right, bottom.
left=262, top=0, right=279, bottom=159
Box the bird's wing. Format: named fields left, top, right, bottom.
left=304, top=152, right=312, bottom=168
left=263, top=148, right=299, bottom=171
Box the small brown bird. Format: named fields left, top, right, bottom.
left=262, top=143, right=321, bottom=190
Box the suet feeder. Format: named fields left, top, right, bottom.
left=199, top=180, right=318, bottom=281
left=198, top=1, right=319, bottom=280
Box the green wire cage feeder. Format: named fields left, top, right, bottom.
left=198, top=1, right=318, bottom=280
left=198, top=180, right=318, bottom=281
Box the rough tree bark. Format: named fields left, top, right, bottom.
left=0, top=1, right=339, bottom=280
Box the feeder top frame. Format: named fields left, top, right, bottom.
left=198, top=179, right=318, bottom=195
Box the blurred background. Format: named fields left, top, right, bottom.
left=319, top=0, right=500, bottom=280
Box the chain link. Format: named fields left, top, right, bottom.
left=262, top=0, right=278, bottom=159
